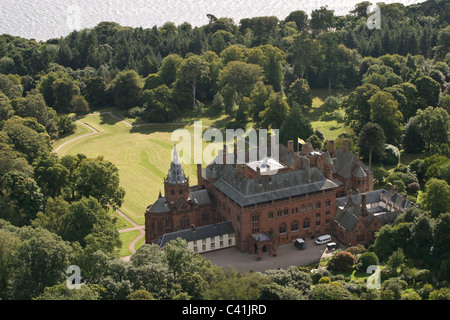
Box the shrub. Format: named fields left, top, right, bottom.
left=356, top=252, right=379, bottom=272
left=418, top=283, right=434, bottom=300
left=402, top=172, right=418, bottom=185
left=430, top=287, right=450, bottom=300
left=381, top=144, right=400, bottom=166
left=328, top=251, right=356, bottom=272
left=406, top=182, right=420, bottom=194
left=346, top=244, right=366, bottom=256
left=391, top=180, right=406, bottom=192
left=318, top=276, right=331, bottom=284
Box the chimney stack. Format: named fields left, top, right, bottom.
left=329, top=140, right=335, bottom=157
left=361, top=193, right=367, bottom=216
left=355, top=152, right=360, bottom=165
left=288, top=140, right=294, bottom=152
left=197, top=163, right=202, bottom=189
left=343, top=139, right=349, bottom=152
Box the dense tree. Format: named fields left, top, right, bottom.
left=52, top=75, right=81, bottom=114
left=433, top=213, right=450, bottom=264
left=9, top=226, right=73, bottom=299
left=284, top=10, right=308, bottom=31
left=74, top=156, right=125, bottom=208
left=286, top=78, right=312, bottom=112
left=279, top=104, right=314, bottom=148
left=259, top=92, right=289, bottom=129
left=344, top=83, right=380, bottom=135
left=421, top=178, right=450, bottom=218
left=414, top=76, right=441, bottom=108
left=177, top=54, right=210, bottom=108
left=414, top=107, right=450, bottom=152
left=158, top=54, right=183, bottom=86
left=1, top=116, right=51, bottom=164
left=358, top=122, right=386, bottom=169
left=368, top=91, right=404, bottom=145
left=110, top=69, right=143, bottom=110
left=402, top=116, right=425, bottom=154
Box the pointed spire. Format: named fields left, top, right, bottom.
left=167, top=143, right=187, bottom=184
left=173, top=143, right=179, bottom=164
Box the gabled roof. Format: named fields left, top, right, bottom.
left=158, top=221, right=235, bottom=247
left=189, top=189, right=211, bottom=206
left=148, top=196, right=170, bottom=213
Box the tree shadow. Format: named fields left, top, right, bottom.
left=99, top=112, right=121, bottom=126
left=129, top=123, right=184, bottom=135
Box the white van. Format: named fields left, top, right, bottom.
left=315, top=234, right=331, bottom=245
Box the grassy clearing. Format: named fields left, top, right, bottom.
left=55, top=112, right=221, bottom=226
left=308, top=89, right=350, bottom=141
left=51, top=121, right=91, bottom=149
left=119, top=230, right=141, bottom=257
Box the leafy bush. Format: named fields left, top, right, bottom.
left=406, top=182, right=420, bottom=194
left=356, top=252, right=379, bottom=272
left=328, top=251, right=356, bottom=272
left=381, top=144, right=400, bottom=166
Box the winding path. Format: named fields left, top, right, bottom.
left=52, top=111, right=225, bottom=261
left=52, top=112, right=151, bottom=261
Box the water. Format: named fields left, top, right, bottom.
left=0, top=0, right=426, bottom=41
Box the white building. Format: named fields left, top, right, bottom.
left=158, top=221, right=235, bottom=253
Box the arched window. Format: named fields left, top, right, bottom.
left=268, top=211, right=273, bottom=219
left=308, top=203, right=313, bottom=211
left=291, top=221, right=299, bottom=231
left=279, top=223, right=287, bottom=234
left=326, top=199, right=331, bottom=207
left=284, top=208, right=289, bottom=216
left=301, top=205, right=306, bottom=212
left=316, top=201, right=321, bottom=209
left=179, top=189, right=183, bottom=195
left=303, top=219, right=310, bottom=229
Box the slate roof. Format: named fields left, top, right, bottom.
left=207, top=163, right=338, bottom=207
left=332, top=149, right=371, bottom=179
left=158, top=221, right=235, bottom=247
left=189, top=189, right=211, bottom=206
left=166, top=145, right=187, bottom=184
left=334, top=188, right=415, bottom=231
left=148, top=196, right=170, bottom=214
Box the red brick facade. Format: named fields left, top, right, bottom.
left=145, top=140, right=374, bottom=254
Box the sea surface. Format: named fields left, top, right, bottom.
left=1, top=0, right=426, bottom=41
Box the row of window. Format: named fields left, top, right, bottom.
left=193, top=239, right=233, bottom=252
left=192, top=233, right=235, bottom=246
left=268, top=209, right=332, bottom=219
left=277, top=219, right=332, bottom=234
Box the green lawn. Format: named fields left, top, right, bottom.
left=119, top=230, right=141, bottom=256
left=54, top=112, right=220, bottom=226
left=308, top=89, right=349, bottom=141
left=51, top=120, right=91, bottom=150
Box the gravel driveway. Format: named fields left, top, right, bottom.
left=201, top=237, right=342, bottom=273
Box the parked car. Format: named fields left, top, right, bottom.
left=294, top=238, right=306, bottom=250
left=326, top=242, right=339, bottom=251
left=315, top=234, right=331, bottom=245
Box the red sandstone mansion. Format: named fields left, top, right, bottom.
left=145, top=138, right=378, bottom=256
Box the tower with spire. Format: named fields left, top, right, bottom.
left=165, top=144, right=190, bottom=203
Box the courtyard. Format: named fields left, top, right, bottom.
left=201, top=236, right=344, bottom=273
